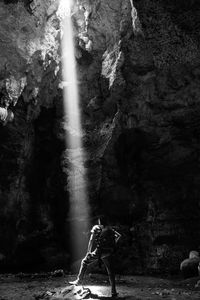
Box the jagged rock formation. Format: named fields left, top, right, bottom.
left=73, top=0, right=200, bottom=274
left=0, top=0, right=200, bottom=274
left=0, top=0, right=68, bottom=271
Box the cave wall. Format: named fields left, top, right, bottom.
left=0, top=0, right=70, bottom=271
left=73, top=0, right=200, bottom=274
left=0, top=0, right=200, bottom=274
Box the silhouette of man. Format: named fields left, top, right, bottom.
left=69, top=216, right=121, bottom=297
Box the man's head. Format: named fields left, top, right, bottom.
left=97, top=215, right=109, bottom=227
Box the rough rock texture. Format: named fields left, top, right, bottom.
left=0, top=0, right=69, bottom=271
left=0, top=0, right=200, bottom=274
left=73, top=0, right=200, bottom=274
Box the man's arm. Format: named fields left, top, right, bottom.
left=87, top=233, right=95, bottom=253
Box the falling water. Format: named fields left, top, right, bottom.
left=58, top=0, right=90, bottom=262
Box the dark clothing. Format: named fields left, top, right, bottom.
left=90, top=224, right=117, bottom=256
left=77, top=250, right=116, bottom=294
left=76, top=225, right=117, bottom=295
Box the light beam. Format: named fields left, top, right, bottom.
left=59, top=0, right=90, bottom=264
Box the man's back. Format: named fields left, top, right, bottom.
left=91, top=225, right=117, bottom=256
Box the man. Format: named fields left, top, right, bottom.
left=69, top=216, right=121, bottom=297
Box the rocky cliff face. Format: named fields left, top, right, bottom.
left=0, top=0, right=68, bottom=271
left=0, top=0, right=200, bottom=274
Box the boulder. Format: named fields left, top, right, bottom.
left=180, top=251, right=200, bottom=278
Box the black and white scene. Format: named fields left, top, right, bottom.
left=0, top=0, right=200, bottom=299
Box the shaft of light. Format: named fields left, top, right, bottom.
left=61, top=0, right=90, bottom=262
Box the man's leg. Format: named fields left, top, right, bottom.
left=69, top=252, right=97, bottom=285
left=102, top=255, right=117, bottom=297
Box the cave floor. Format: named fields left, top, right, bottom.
left=0, top=274, right=200, bottom=300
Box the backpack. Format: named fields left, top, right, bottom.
left=98, top=227, right=116, bottom=255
